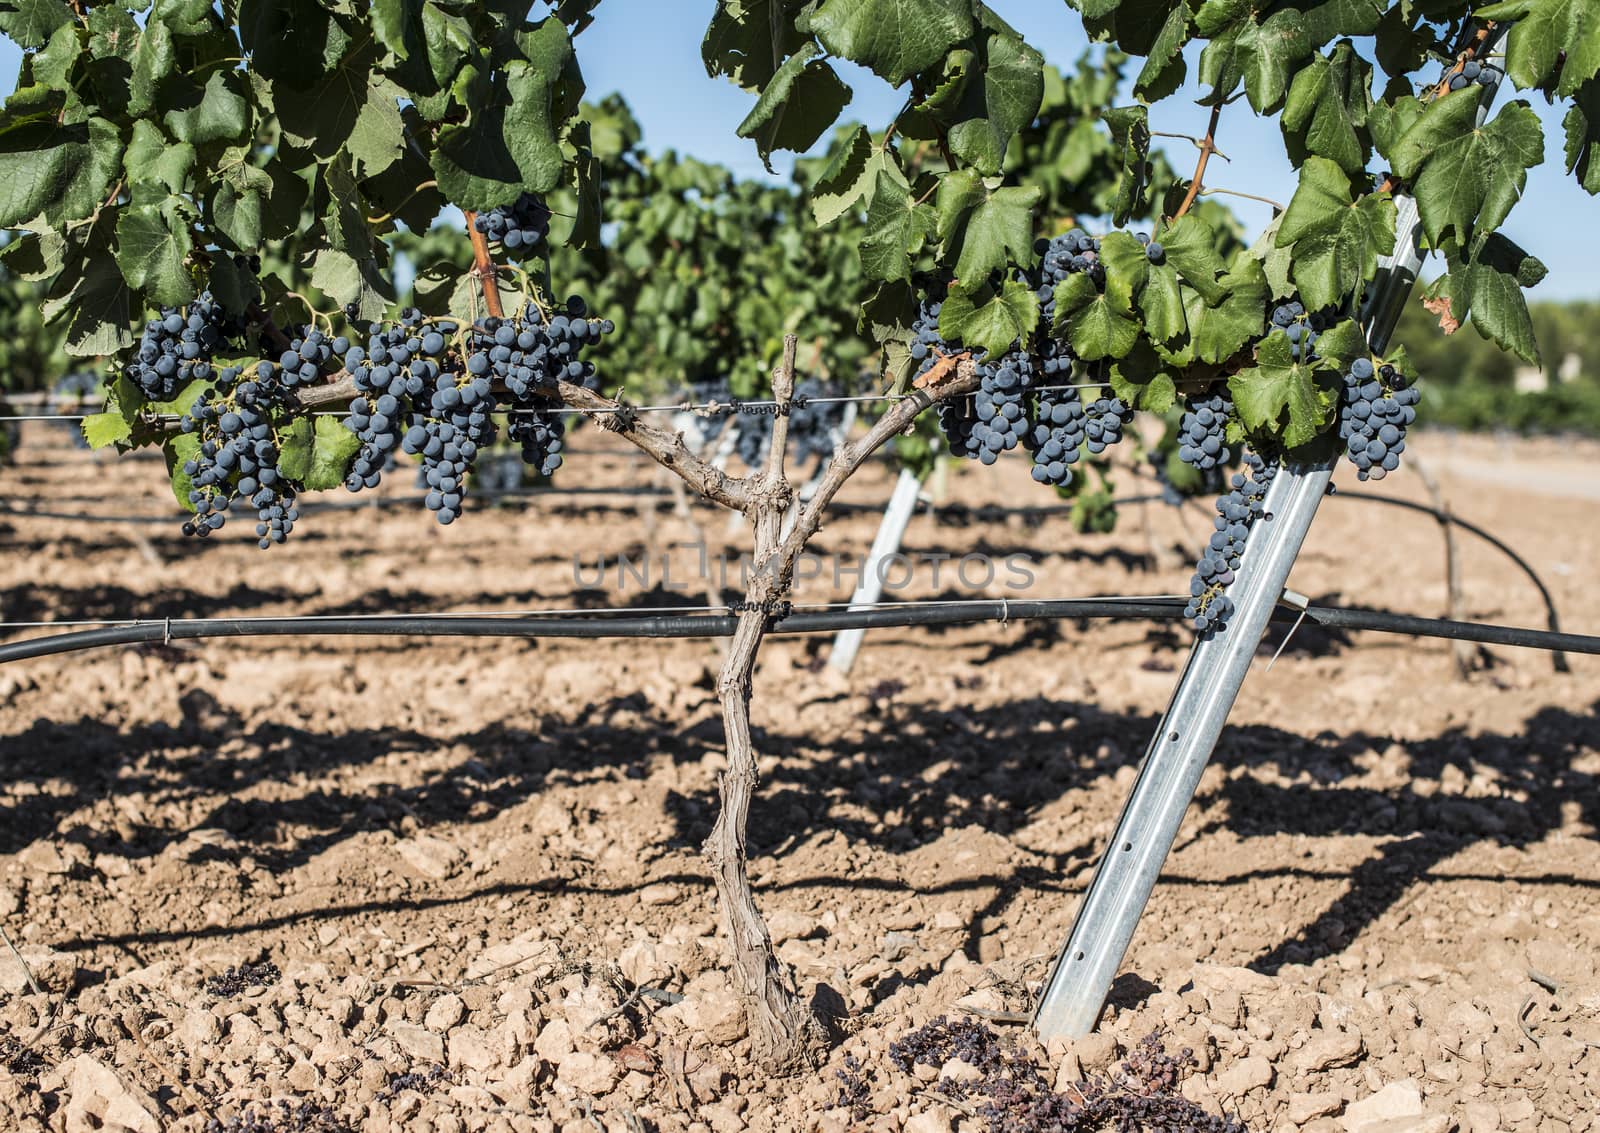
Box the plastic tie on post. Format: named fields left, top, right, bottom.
left=1266, top=588, right=1310, bottom=672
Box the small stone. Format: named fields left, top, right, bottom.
left=466, top=937, right=555, bottom=980
left=426, top=994, right=468, bottom=1032
left=1460, top=1101, right=1500, bottom=1133
left=396, top=836, right=466, bottom=880
left=1341, top=1080, right=1423, bottom=1132
left=61, top=1054, right=161, bottom=1133
left=616, top=1044, right=656, bottom=1073
left=0, top=947, right=74, bottom=994
left=1215, top=1055, right=1273, bottom=1098
left=881, top=932, right=917, bottom=963
left=700, top=1102, right=746, bottom=1133
left=286, top=1059, right=319, bottom=1092
left=449, top=1025, right=503, bottom=1073
left=639, top=883, right=682, bottom=906
left=556, top=1050, right=618, bottom=1095
left=932, top=909, right=965, bottom=931
left=767, top=909, right=817, bottom=944
left=1298, top=1028, right=1365, bottom=1072
left=534, top=1018, right=577, bottom=1064
left=1073, top=1032, right=1118, bottom=1072
left=389, top=1022, right=446, bottom=1064
left=905, top=1107, right=954, bottom=1133
left=18, top=842, right=71, bottom=876
left=938, top=1058, right=983, bottom=1084
left=1289, top=1093, right=1344, bottom=1124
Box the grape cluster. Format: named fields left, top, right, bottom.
left=1339, top=356, right=1419, bottom=481
left=125, top=292, right=236, bottom=400
left=1447, top=59, right=1501, bottom=90
left=417, top=326, right=496, bottom=526
left=1035, top=228, right=1102, bottom=291
left=1184, top=450, right=1279, bottom=635
left=1026, top=387, right=1087, bottom=487
left=1269, top=299, right=1331, bottom=362
left=967, top=349, right=1037, bottom=465
left=179, top=364, right=299, bottom=548
left=472, top=193, right=552, bottom=254
left=1176, top=392, right=1234, bottom=471
left=342, top=311, right=450, bottom=495
left=470, top=297, right=613, bottom=397
left=276, top=325, right=339, bottom=387
left=1083, top=392, right=1133, bottom=454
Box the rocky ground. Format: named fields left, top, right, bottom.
left=0, top=422, right=1597, bottom=1132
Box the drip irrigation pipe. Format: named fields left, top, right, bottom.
left=0, top=596, right=1595, bottom=666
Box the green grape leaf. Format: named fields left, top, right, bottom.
left=1563, top=78, right=1600, bottom=193
left=128, top=15, right=174, bottom=116
left=1296, top=0, right=1385, bottom=43
left=349, top=76, right=406, bottom=178
left=82, top=412, right=133, bottom=450
left=0, top=0, right=72, bottom=48
left=60, top=249, right=133, bottom=357
left=125, top=120, right=195, bottom=195
left=165, top=433, right=203, bottom=513
left=1130, top=0, right=1191, bottom=101
left=371, top=0, right=425, bottom=63
left=1194, top=258, right=1268, bottom=364
left=1237, top=9, right=1310, bottom=114
left=1230, top=333, right=1339, bottom=449
left=0, top=113, right=121, bottom=229
left=1101, top=231, right=1185, bottom=343
left=859, top=278, right=918, bottom=345
left=1053, top=272, right=1139, bottom=361
left=0, top=229, right=64, bottom=279
left=945, top=29, right=1045, bottom=176
left=1476, top=0, right=1600, bottom=97
left=206, top=253, right=260, bottom=316
left=806, top=0, right=976, bottom=87
left=702, top=0, right=813, bottom=90
left=936, top=170, right=1040, bottom=283
left=939, top=277, right=1039, bottom=357
left=115, top=200, right=195, bottom=308
left=1247, top=215, right=1295, bottom=299
left=1280, top=43, right=1371, bottom=174
left=737, top=42, right=852, bottom=169
left=287, top=415, right=361, bottom=491
left=238, top=0, right=347, bottom=89
left=1097, top=231, right=1149, bottom=312
left=310, top=248, right=394, bottom=322
left=1157, top=213, right=1228, bottom=304
left=1275, top=155, right=1396, bottom=310
left=430, top=34, right=579, bottom=208
left=211, top=148, right=273, bottom=250
left=812, top=126, right=907, bottom=226
left=30, top=20, right=80, bottom=88
left=276, top=38, right=378, bottom=159
left=162, top=70, right=250, bottom=146
left=1365, top=91, right=1423, bottom=162
left=1103, top=105, right=1150, bottom=226
left=1440, top=231, right=1547, bottom=365
left=859, top=168, right=934, bottom=283
left=1309, top=317, right=1369, bottom=369
left=1390, top=92, right=1544, bottom=246
left=1108, top=340, right=1179, bottom=413
left=412, top=259, right=478, bottom=318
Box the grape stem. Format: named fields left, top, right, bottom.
left=462, top=210, right=506, bottom=320
left=1172, top=102, right=1223, bottom=221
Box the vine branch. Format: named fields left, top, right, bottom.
left=1172, top=103, right=1224, bottom=221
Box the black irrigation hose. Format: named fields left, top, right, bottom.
left=1330, top=488, right=1567, bottom=668
left=0, top=596, right=1596, bottom=667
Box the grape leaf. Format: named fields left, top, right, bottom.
left=1052, top=272, right=1139, bottom=361
left=812, top=126, right=907, bottom=226
left=310, top=249, right=394, bottom=322
left=164, top=70, right=251, bottom=147
left=1280, top=43, right=1371, bottom=174
left=1156, top=213, right=1227, bottom=304
left=1230, top=332, right=1339, bottom=449
left=0, top=113, right=121, bottom=229
left=82, top=412, right=133, bottom=450
left=1563, top=78, right=1600, bottom=193
left=211, top=148, right=273, bottom=249
left=115, top=199, right=195, bottom=308
left=939, top=276, right=1039, bottom=357
left=736, top=42, right=852, bottom=169
left=702, top=0, right=813, bottom=90
left=371, top=0, right=425, bottom=63
left=945, top=28, right=1045, bottom=176
left=128, top=15, right=174, bottom=116
left=806, top=0, right=976, bottom=87
left=0, top=0, right=72, bottom=48
left=1194, top=258, right=1268, bottom=364
left=125, top=120, right=196, bottom=196
left=279, top=415, right=361, bottom=491
left=1237, top=9, right=1311, bottom=114
left=348, top=77, right=406, bottom=178
left=1389, top=92, right=1544, bottom=246
left=859, top=168, right=933, bottom=283
left=1275, top=155, right=1395, bottom=310
left=1101, top=231, right=1185, bottom=343
left=1309, top=317, right=1370, bottom=369
left=165, top=433, right=203, bottom=513
left=60, top=249, right=133, bottom=357
left=936, top=170, right=1040, bottom=284
left=1477, top=0, right=1600, bottom=97
left=1103, top=105, right=1150, bottom=226
left=1108, top=340, right=1179, bottom=413
left=1440, top=231, right=1548, bottom=365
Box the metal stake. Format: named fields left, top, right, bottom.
left=1032, top=32, right=1510, bottom=1040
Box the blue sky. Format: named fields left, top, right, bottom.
left=3, top=1, right=1596, bottom=297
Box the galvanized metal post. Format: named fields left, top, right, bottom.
left=1032, top=37, right=1509, bottom=1040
